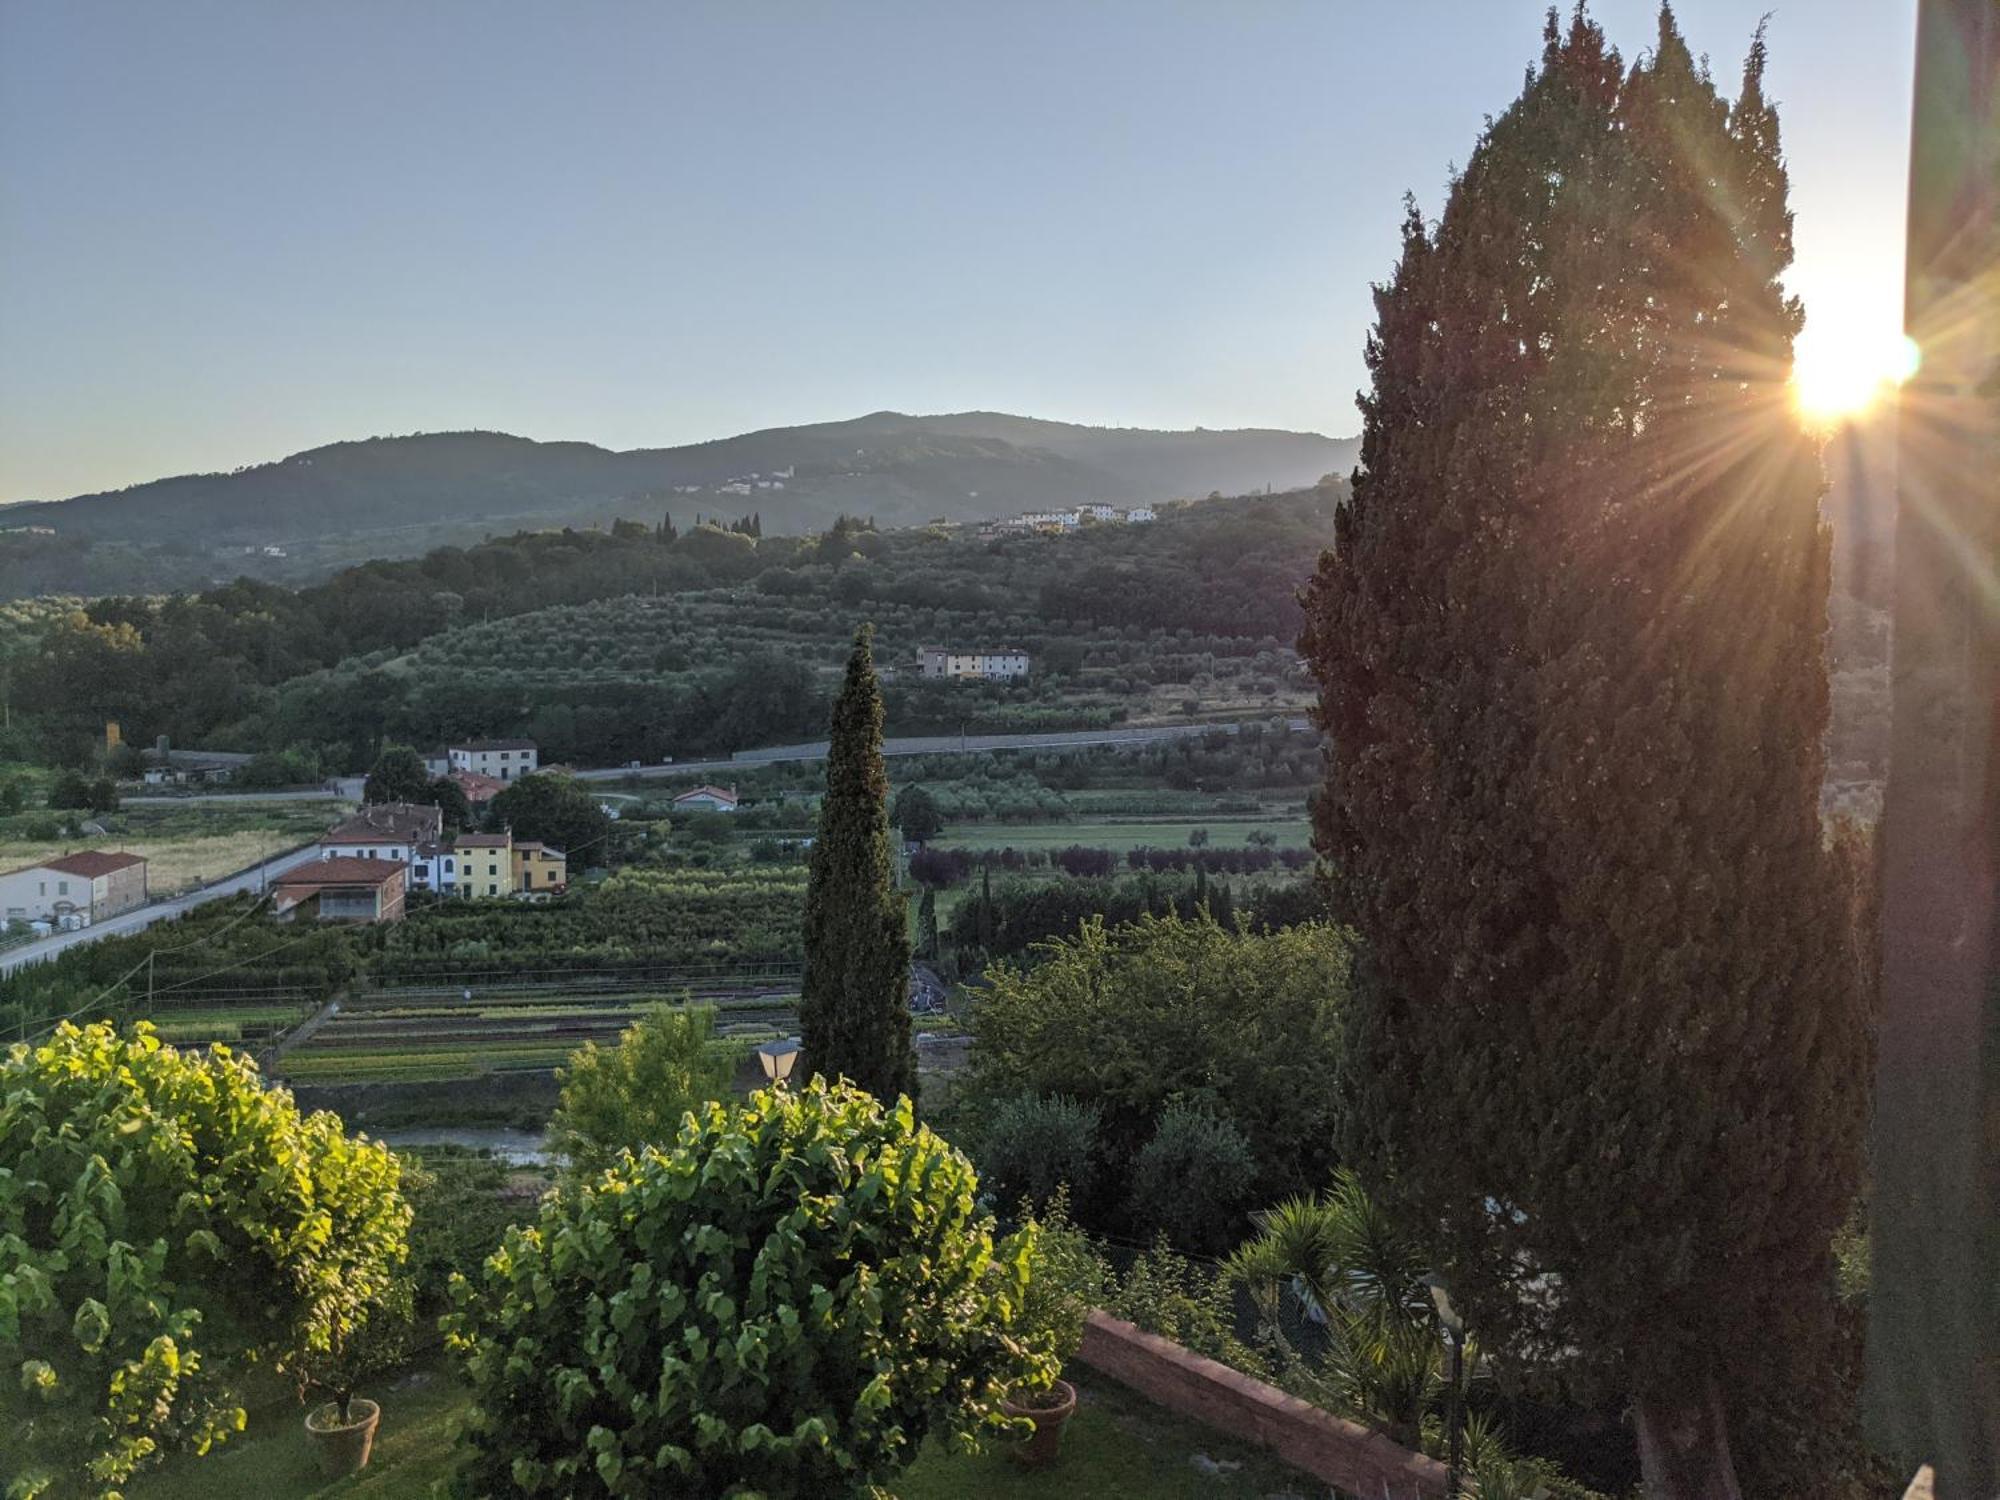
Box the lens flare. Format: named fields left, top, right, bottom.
left=1792, top=326, right=1921, bottom=423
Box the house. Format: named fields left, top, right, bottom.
left=138, top=747, right=246, bottom=786
left=454, top=831, right=515, bottom=898
left=672, top=785, right=740, bottom=814
left=0, top=850, right=148, bottom=927
left=447, top=769, right=505, bottom=806
left=512, top=841, right=567, bottom=895
left=409, top=840, right=462, bottom=896
left=420, top=748, right=452, bottom=778
left=916, top=645, right=1031, bottom=681
left=272, top=857, right=406, bottom=924
left=320, top=803, right=443, bottom=866
left=1080, top=503, right=1120, bottom=523
left=1126, top=505, right=1157, bottom=523
left=448, top=740, right=538, bottom=782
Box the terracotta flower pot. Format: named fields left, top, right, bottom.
left=305, top=1396, right=380, bottom=1477
left=1000, top=1378, right=1077, bottom=1468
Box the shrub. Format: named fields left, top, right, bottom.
left=547, top=1004, right=737, bottom=1173
left=976, top=1093, right=1103, bottom=1214
left=1127, top=1103, right=1258, bottom=1254
left=1, top=1022, right=409, bottom=1497
left=444, top=1080, right=1048, bottom=1498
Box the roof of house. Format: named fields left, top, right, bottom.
left=516, top=841, right=566, bottom=857
left=454, top=832, right=512, bottom=848
left=451, top=739, right=538, bottom=753
left=324, top=803, right=443, bottom=843
left=8, top=850, right=148, bottom=880
left=447, top=770, right=505, bottom=801
left=275, top=856, right=405, bottom=890
left=672, top=784, right=739, bottom=804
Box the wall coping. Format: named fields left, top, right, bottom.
left=1075, top=1309, right=1452, bottom=1499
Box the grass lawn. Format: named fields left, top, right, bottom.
left=933, top=816, right=1309, bottom=854
left=129, top=1369, right=1310, bottom=1499
left=0, top=803, right=348, bottom=895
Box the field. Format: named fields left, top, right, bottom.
left=934, top=815, right=1310, bottom=854
left=0, top=800, right=348, bottom=896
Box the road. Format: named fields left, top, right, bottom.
left=126, top=780, right=363, bottom=806
left=573, top=718, right=1313, bottom=783
left=0, top=843, right=324, bottom=977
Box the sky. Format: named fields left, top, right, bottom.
left=0, top=0, right=1916, bottom=503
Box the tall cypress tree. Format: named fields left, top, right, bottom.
left=1300, top=12, right=1868, bottom=1498
left=800, top=624, right=916, bottom=1101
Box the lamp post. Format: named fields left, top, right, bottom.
left=1421, top=1273, right=1466, bottom=1498
left=757, top=1037, right=800, bottom=1088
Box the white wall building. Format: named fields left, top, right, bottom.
left=448, top=740, right=538, bottom=782
left=916, top=645, right=1031, bottom=681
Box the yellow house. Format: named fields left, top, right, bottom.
left=512, top=840, right=568, bottom=895
left=455, top=831, right=514, bottom=898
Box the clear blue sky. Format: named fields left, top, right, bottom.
left=0, top=0, right=1914, bottom=503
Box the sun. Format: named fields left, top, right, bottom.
left=1791, top=326, right=1921, bottom=424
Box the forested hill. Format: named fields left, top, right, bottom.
left=0, top=413, right=1355, bottom=598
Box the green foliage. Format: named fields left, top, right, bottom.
left=444, top=1079, right=1048, bottom=1498
left=975, top=1093, right=1103, bottom=1215
left=485, top=770, right=610, bottom=860
left=231, top=747, right=320, bottom=789
left=1006, top=1188, right=1108, bottom=1369
left=1297, top=13, right=1870, bottom=1492
left=47, top=770, right=117, bottom=813
left=362, top=745, right=430, bottom=804
left=1126, top=1103, right=1257, bottom=1256
left=0, top=1022, right=410, bottom=1498
left=800, top=625, right=914, bottom=1101
left=890, top=783, right=943, bottom=842
left=967, top=911, right=1350, bottom=1239
left=547, top=1004, right=737, bottom=1173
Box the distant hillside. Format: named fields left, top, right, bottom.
left=3, top=413, right=1357, bottom=555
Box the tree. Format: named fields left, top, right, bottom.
left=426, top=773, right=472, bottom=833
left=1, top=1022, right=409, bottom=1497
left=1126, top=1103, right=1257, bottom=1256
left=443, top=1080, right=1047, bottom=1498
left=362, top=744, right=430, bottom=804
left=547, top=1005, right=736, bottom=1173
left=799, top=625, right=915, bottom=1101
left=891, top=783, right=944, bottom=843
left=1298, top=14, right=1868, bottom=1497
left=486, top=770, right=610, bottom=860
left=916, top=884, right=940, bottom=961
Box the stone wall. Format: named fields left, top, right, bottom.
left=1074, top=1311, right=1450, bottom=1499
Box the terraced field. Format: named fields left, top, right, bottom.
left=277, top=986, right=800, bottom=1084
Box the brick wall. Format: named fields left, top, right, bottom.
left=1074, top=1311, right=1451, bottom=1499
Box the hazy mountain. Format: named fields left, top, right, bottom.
left=3, top=413, right=1357, bottom=553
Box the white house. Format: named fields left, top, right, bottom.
left=1080, top=503, right=1120, bottom=522
left=0, top=851, right=149, bottom=927
left=672, top=785, right=740, bottom=814
left=916, top=645, right=1031, bottom=681
left=319, top=803, right=444, bottom=867
left=448, top=740, right=538, bottom=782
left=1125, top=505, right=1157, bottom=523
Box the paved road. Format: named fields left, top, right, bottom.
left=0, top=843, right=324, bottom=977
left=574, top=718, right=1313, bottom=784
left=126, top=779, right=364, bottom=805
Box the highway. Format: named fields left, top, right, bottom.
left=0, top=843, right=324, bottom=977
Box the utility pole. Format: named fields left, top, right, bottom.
left=1867, top=3, right=2000, bottom=1491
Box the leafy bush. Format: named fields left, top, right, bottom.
left=547, top=1004, right=737, bottom=1172
left=1, top=1022, right=409, bottom=1497
left=1128, top=1103, right=1258, bottom=1254
left=975, top=1093, right=1103, bottom=1214
left=444, top=1080, right=1048, bottom=1498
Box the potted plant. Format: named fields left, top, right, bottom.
left=298, top=1282, right=411, bottom=1477
left=1000, top=1188, right=1107, bottom=1467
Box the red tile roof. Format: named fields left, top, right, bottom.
left=41, top=850, right=146, bottom=879
left=275, top=856, right=405, bottom=889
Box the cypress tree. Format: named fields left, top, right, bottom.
left=1300, top=12, right=1868, bottom=1497
left=916, top=885, right=939, bottom=963
left=800, top=624, right=916, bottom=1101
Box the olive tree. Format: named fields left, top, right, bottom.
left=1, top=1022, right=410, bottom=1498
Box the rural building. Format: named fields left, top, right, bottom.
left=272, top=857, right=406, bottom=924
left=409, top=840, right=461, bottom=896
left=915, top=645, right=1031, bottom=681
left=455, top=831, right=515, bottom=898
left=448, top=769, right=504, bottom=805
left=320, top=803, right=443, bottom=865
left=448, top=740, right=538, bottom=781
left=1126, top=505, right=1157, bottom=522
left=420, top=748, right=451, bottom=778
left=512, top=841, right=567, bottom=894
left=1080, top=503, right=1120, bottom=522
left=0, top=850, right=149, bottom=927
left=138, top=743, right=248, bottom=787
left=672, top=785, right=740, bottom=814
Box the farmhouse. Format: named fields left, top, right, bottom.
left=0, top=850, right=149, bottom=927
left=455, top=831, right=515, bottom=898
left=272, top=857, right=406, bottom=924
left=915, top=645, right=1030, bottom=681
left=447, top=769, right=505, bottom=805
left=513, top=840, right=567, bottom=894
left=672, top=785, right=740, bottom=814
left=320, top=803, right=443, bottom=865
left=448, top=739, right=539, bottom=781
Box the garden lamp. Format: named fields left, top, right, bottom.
left=758, top=1038, right=801, bottom=1086
left=1421, top=1273, right=1467, bottom=1497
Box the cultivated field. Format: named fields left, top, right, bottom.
left=933, top=814, right=1311, bottom=853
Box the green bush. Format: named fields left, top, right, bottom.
left=0, top=1022, right=410, bottom=1498
left=444, top=1080, right=1048, bottom=1498
left=975, top=1093, right=1103, bottom=1215
left=547, top=1004, right=737, bottom=1173
left=1127, top=1103, right=1258, bottom=1254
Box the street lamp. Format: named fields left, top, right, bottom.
left=757, top=1038, right=801, bottom=1087
left=1421, top=1273, right=1466, bottom=1498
